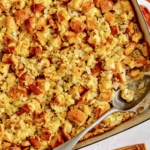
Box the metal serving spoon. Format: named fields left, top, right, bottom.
left=54, top=76, right=150, bottom=150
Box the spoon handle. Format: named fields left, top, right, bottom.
left=54, top=107, right=119, bottom=150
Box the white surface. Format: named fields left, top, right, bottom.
left=79, top=119, right=150, bottom=150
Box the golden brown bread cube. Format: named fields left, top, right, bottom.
left=100, top=0, right=114, bottom=13
left=82, top=2, right=94, bottom=14
left=124, top=42, right=137, bottom=56
left=86, top=17, right=98, bottom=31
left=15, top=7, right=31, bottom=25
left=68, top=108, right=88, bottom=126
left=28, top=137, right=42, bottom=148
left=121, top=89, right=135, bottom=102
left=70, top=17, right=86, bottom=33
left=137, top=42, right=149, bottom=57
left=104, top=11, right=115, bottom=25
left=50, top=134, right=64, bottom=149
left=94, top=0, right=114, bottom=13
left=99, top=90, right=114, bottom=102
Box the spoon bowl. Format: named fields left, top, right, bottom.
left=54, top=76, right=150, bottom=150
left=113, top=76, right=150, bottom=111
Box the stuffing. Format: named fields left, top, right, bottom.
left=0, top=0, right=148, bottom=149
left=124, top=42, right=137, bottom=56
left=15, top=7, right=31, bottom=25
left=68, top=108, right=88, bottom=126
left=121, top=89, right=135, bottom=102
left=104, top=11, right=115, bottom=25
left=70, top=17, right=86, bottom=33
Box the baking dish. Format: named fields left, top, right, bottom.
left=75, top=0, right=150, bottom=149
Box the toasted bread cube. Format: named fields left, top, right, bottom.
left=4, top=34, right=16, bottom=47
left=62, top=120, right=72, bottom=140
left=132, top=50, right=142, bottom=58
left=25, top=16, right=36, bottom=33
left=49, top=35, right=62, bottom=50
left=93, top=0, right=100, bottom=8
left=86, top=75, right=98, bottom=91
left=118, top=13, right=128, bottom=23
left=121, top=89, right=135, bottom=102
left=5, top=16, right=17, bottom=32
left=15, top=7, right=31, bottom=25
left=110, top=25, right=119, bottom=36
left=99, top=80, right=113, bottom=92
left=104, top=57, right=115, bottom=70
left=100, top=0, right=114, bottom=13
left=29, top=84, right=42, bottom=95
left=19, top=73, right=34, bottom=87
left=63, top=120, right=72, bottom=134
left=70, top=17, right=86, bottom=33
left=86, top=17, right=98, bottom=30
left=0, top=62, right=10, bottom=76
left=8, top=87, right=29, bottom=99
left=88, top=7, right=101, bottom=17
left=78, top=85, right=86, bottom=94
left=35, top=17, right=47, bottom=31
left=99, top=90, right=114, bottom=102
left=32, top=3, right=45, bottom=12
left=135, top=56, right=148, bottom=67
left=33, top=111, right=46, bottom=124
left=77, top=91, right=95, bottom=104
left=15, top=38, right=30, bottom=57
left=51, top=134, right=64, bottom=149
left=128, top=69, right=140, bottom=78
left=36, top=79, right=46, bottom=93
left=28, top=137, right=41, bottom=148
left=132, top=32, right=143, bottom=43
left=68, top=108, right=87, bottom=126
left=41, top=128, right=51, bottom=141
left=34, top=0, right=51, bottom=7
left=62, top=128, right=71, bottom=141
left=116, top=69, right=126, bottom=83
left=126, top=22, right=135, bottom=36
left=68, top=0, right=83, bottom=11
left=2, top=141, right=13, bottom=149
left=124, top=42, right=137, bottom=55
left=57, top=8, right=71, bottom=23
left=69, top=86, right=80, bottom=99
left=64, top=31, right=79, bottom=44
left=123, top=56, right=136, bottom=69
left=14, top=0, right=26, bottom=9
left=94, top=103, right=110, bottom=119
left=88, top=29, right=101, bottom=47
left=128, top=69, right=144, bottom=80
left=121, top=1, right=133, bottom=12
left=104, top=12, right=115, bottom=25
left=82, top=2, right=94, bottom=14
left=91, top=62, right=102, bottom=77
left=115, top=61, right=123, bottom=73
left=138, top=42, right=149, bottom=57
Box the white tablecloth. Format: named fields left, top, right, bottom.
left=79, top=119, right=150, bottom=150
